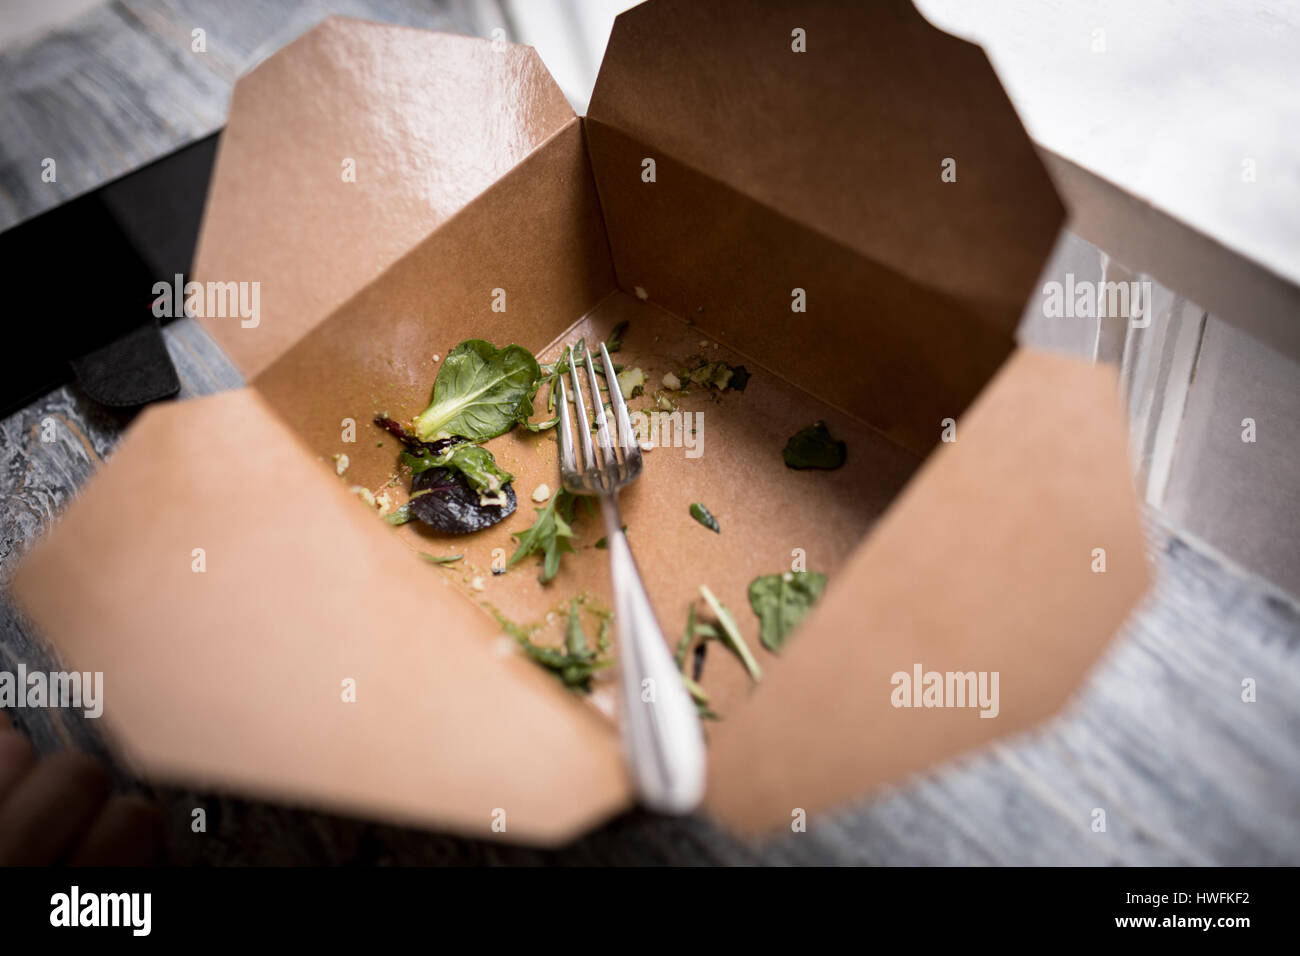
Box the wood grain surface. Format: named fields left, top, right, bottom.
left=1, top=0, right=1297, bottom=865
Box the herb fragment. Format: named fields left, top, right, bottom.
left=540, top=325, right=628, bottom=413
left=782, top=420, right=847, bottom=470
left=699, top=585, right=762, bottom=683
left=605, top=320, right=629, bottom=353
left=689, top=503, right=720, bottom=533
left=508, top=488, right=581, bottom=583
left=748, top=571, right=828, bottom=651
left=497, top=602, right=611, bottom=692
left=675, top=356, right=749, bottom=395
left=419, top=552, right=463, bottom=565
left=594, top=524, right=627, bottom=549
left=676, top=604, right=722, bottom=720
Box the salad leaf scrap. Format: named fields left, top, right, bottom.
left=689, top=503, right=720, bottom=533
left=783, top=421, right=847, bottom=470
left=508, top=488, right=585, bottom=583
left=748, top=571, right=828, bottom=652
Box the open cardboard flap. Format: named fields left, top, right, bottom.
left=12, top=2, right=1149, bottom=844
left=12, top=388, right=630, bottom=843
left=193, top=19, right=578, bottom=379
left=586, top=0, right=1065, bottom=457
left=706, top=347, right=1150, bottom=831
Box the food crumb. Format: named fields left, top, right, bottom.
left=349, top=485, right=377, bottom=508
left=532, top=483, right=552, bottom=503
left=471, top=576, right=486, bottom=592
left=662, top=372, right=682, bottom=390
left=634, top=286, right=649, bottom=301
left=432, top=353, right=441, bottom=362
left=698, top=339, right=708, bottom=348
left=334, top=453, right=350, bottom=476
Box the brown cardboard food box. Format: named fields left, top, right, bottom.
left=12, top=0, right=1149, bottom=845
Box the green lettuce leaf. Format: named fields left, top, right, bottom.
left=413, top=340, right=542, bottom=441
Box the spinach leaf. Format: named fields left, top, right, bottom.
left=782, top=421, right=847, bottom=470
left=689, top=503, right=720, bottom=533
left=748, top=571, right=828, bottom=652
left=508, top=488, right=578, bottom=583
left=414, top=340, right=542, bottom=442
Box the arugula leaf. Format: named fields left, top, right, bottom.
left=782, top=421, right=847, bottom=470
left=508, top=488, right=578, bottom=583
left=384, top=504, right=412, bottom=525
left=495, top=603, right=610, bottom=692
left=689, top=503, right=720, bottom=533
left=748, top=571, right=828, bottom=652
left=414, top=340, right=542, bottom=442
left=540, top=324, right=629, bottom=413
left=699, top=585, right=762, bottom=683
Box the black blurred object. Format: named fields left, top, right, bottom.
left=0, top=134, right=219, bottom=417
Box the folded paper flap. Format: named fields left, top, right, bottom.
left=705, top=348, right=1150, bottom=832
left=193, top=17, right=576, bottom=380
left=12, top=389, right=630, bottom=843
left=589, top=0, right=1063, bottom=328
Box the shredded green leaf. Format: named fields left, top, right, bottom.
left=508, top=489, right=580, bottom=583
left=689, top=503, right=720, bottom=533
left=699, top=585, right=762, bottom=683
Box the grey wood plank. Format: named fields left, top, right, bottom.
left=0, top=0, right=504, bottom=230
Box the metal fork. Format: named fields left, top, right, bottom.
left=557, top=342, right=706, bottom=814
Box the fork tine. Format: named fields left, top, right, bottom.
left=600, top=342, right=639, bottom=464
left=557, top=377, right=577, bottom=478
left=567, top=346, right=598, bottom=474
left=584, top=347, right=619, bottom=470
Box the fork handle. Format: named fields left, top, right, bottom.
left=599, top=495, right=707, bottom=814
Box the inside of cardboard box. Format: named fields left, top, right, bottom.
left=345, top=288, right=922, bottom=721
left=242, top=115, right=959, bottom=723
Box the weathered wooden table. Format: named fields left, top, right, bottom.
left=2, top=0, right=1297, bottom=864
